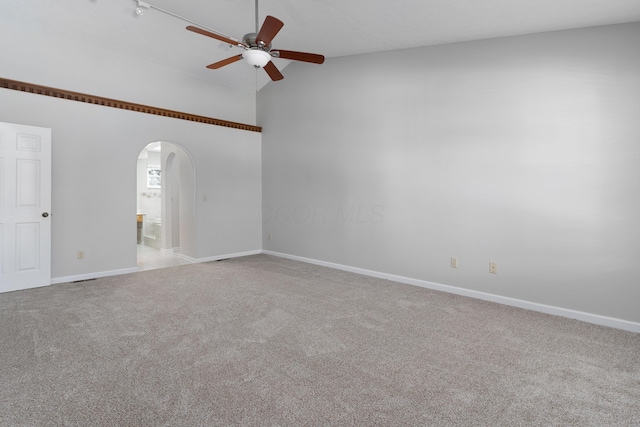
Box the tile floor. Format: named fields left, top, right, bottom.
left=137, top=244, right=193, bottom=272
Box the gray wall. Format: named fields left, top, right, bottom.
left=0, top=25, right=255, bottom=125
left=258, top=22, right=640, bottom=323
left=1, top=90, right=261, bottom=280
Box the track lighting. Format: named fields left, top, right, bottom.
left=130, top=0, right=235, bottom=45
left=136, top=1, right=150, bottom=16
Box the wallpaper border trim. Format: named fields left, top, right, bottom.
left=0, top=77, right=262, bottom=133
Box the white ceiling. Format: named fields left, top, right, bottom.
left=3, top=0, right=640, bottom=92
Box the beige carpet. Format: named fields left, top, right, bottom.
left=1, top=254, right=638, bottom=426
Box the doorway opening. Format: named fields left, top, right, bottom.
left=136, top=141, right=196, bottom=271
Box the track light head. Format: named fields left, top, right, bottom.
left=136, top=1, right=150, bottom=16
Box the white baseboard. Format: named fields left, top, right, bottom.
left=160, top=247, right=178, bottom=254
left=52, top=267, right=139, bottom=285
left=51, top=249, right=262, bottom=284
left=179, top=249, right=262, bottom=264
left=262, top=250, right=640, bottom=333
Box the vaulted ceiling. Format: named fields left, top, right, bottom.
left=3, top=0, right=640, bottom=92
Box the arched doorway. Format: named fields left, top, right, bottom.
left=136, top=141, right=196, bottom=271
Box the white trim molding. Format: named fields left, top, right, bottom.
left=263, top=250, right=640, bottom=333
left=179, top=249, right=262, bottom=264
left=52, top=267, right=139, bottom=285
left=51, top=250, right=262, bottom=285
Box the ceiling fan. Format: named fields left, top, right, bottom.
left=186, top=0, right=324, bottom=81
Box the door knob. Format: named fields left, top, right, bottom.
left=42, top=212, right=49, bottom=218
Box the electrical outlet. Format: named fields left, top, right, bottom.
left=268, top=233, right=272, bottom=241
left=77, top=250, right=85, bottom=260
left=450, top=257, right=458, bottom=268
left=489, top=262, right=497, bottom=274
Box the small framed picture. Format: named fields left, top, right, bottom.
left=147, top=166, right=161, bottom=188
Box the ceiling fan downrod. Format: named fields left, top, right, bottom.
left=255, top=0, right=259, bottom=33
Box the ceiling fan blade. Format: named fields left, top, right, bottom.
left=263, top=61, right=284, bottom=81
left=206, top=54, right=244, bottom=69
left=186, top=26, right=246, bottom=48
left=273, top=50, right=325, bottom=64
left=256, top=16, right=284, bottom=46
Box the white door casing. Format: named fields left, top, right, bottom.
left=0, top=122, right=52, bottom=293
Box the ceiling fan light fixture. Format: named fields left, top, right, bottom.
left=243, top=49, right=271, bottom=68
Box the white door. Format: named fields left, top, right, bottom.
left=0, top=122, right=52, bottom=293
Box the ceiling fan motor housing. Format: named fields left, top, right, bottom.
left=242, top=33, right=272, bottom=51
